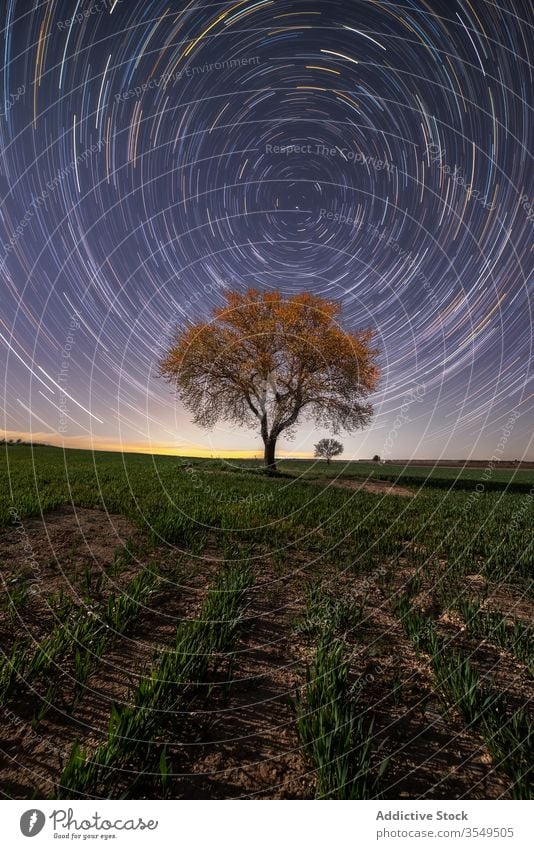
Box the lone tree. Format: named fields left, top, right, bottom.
left=315, top=438, right=343, bottom=464
left=159, top=289, right=379, bottom=472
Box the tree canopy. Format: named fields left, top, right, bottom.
left=314, top=437, right=344, bottom=463
left=159, top=288, right=379, bottom=470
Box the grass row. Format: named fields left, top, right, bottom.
left=396, top=592, right=533, bottom=799
left=295, top=584, right=388, bottom=799
left=456, top=599, right=533, bottom=673
left=57, top=561, right=253, bottom=798
left=0, top=566, right=159, bottom=714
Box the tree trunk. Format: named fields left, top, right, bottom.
left=327, top=457, right=331, bottom=464
left=263, top=437, right=277, bottom=473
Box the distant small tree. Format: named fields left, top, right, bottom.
left=315, top=438, right=343, bottom=464
left=372, top=454, right=380, bottom=462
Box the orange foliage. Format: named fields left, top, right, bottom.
left=159, top=289, right=379, bottom=468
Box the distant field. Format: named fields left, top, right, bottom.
left=283, top=460, right=534, bottom=491
left=0, top=445, right=532, bottom=800
left=184, top=455, right=534, bottom=492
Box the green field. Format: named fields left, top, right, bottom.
left=187, top=455, right=534, bottom=491
left=0, top=445, right=532, bottom=799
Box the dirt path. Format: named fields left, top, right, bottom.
left=309, top=477, right=415, bottom=498
left=188, top=467, right=415, bottom=497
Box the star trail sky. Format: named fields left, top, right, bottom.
left=0, top=0, right=532, bottom=460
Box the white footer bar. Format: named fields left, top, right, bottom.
left=4, top=799, right=532, bottom=848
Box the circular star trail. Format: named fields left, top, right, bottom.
left=0, top=0, right=533, bottom=459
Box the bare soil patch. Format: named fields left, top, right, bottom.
left=313, top=477, right=415, bottom=498
left=1, top=505, right=138, bottom=592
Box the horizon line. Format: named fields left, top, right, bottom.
left=2, top=438, right=533, bottom=465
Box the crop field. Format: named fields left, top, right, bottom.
left=196, top=457, right=534, bottom=491
left=0, top=445, right=532, bottom=799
